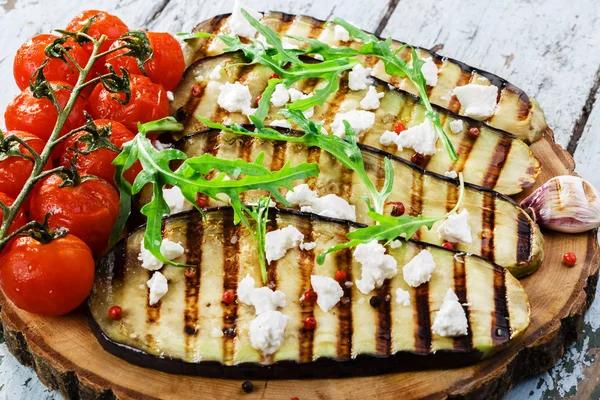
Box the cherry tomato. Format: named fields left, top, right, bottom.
left=0, top=234, right=94, bottom=316
left=0, top=193, right=28, bottom=235
left=0, top=131, right=51, bottom=201
left=60, top=119, right=142, bottom=186
left=563, top=252, right=577, bottom=266
left=29, top=173, right=120, bottom=254
left=13, top=34, right=89, bottom=91
left=107, top=31, right=185, bottom=91
left=87, top=74, right=169, bottom=132
left=4, top=81, right=87, bottom=144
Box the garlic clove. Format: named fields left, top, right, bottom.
left=520, top=176, right=600, bottom=233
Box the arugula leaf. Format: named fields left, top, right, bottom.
left=249, top=78, right=281, bottom=129
left=248, top=197, right=271, bottom=283
left=316, top=173, right=466, bottom=264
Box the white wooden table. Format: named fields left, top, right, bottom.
left=1, top=0, right=599, bottom=398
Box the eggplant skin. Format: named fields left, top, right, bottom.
left=89, top=208, right=530, bottom=379
left=182, top=12, right=549, bottom=144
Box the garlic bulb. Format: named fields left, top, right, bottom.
left=520, top=176, right=600, bottom=233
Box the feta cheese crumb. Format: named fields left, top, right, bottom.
left=138, top=239, right=184, bottom=271
left=162, top=186, right=192, bottom=215
left=431, top=288, right=468, bottom=337
left=395, top=119, right=438, bottom=155
left=249, top=310, right=289, bottom=355
left=449, top=119, right=464, bottom=134
left=300, top=241, right=316, bottom=251
left=265, top=225, right=304, bottom=263
left=360, top=86, right=385, bottom=110
left=285, top=184, right=317, bottom=207
left=271, top=83, right=290, bottom=107
left=238, top=275, right=287, bottom=314
left=331, top=110, right=375, bottom=138
left=210, top=327, right=224, bottom=338
left=311, top=275, right=344, bottom=312
left=444, top=170, right=458, bottom=179
left=353, top=240, right=398, bottom=294
left=379, top=130, right=397, bottom=146
left=402, top=249, right=437, bottom=287
left=395, top=288, right=411, bottom=306
left=288, top=88, right=307, bottom=102
left=390, top=240, right=403, bottom=249
left=348, top=64, right=372, bottom=91
left=437, top=209, right=472, bottom=245
left=452, top=84, right=498, bottom=120
left=334, top=24, right=351, bottom=41
left=228, top=0, right=263, bottom=38
left=420, top=57, right=439, bottom=87
left=217, top=82, right=254, bottom=114
left=313, top=54, right=324, bottom=61
left=269, top=119, right=292, bottom=129
left=147, top=271, right=168, bottom=305
left=209, top=65, right=222, bottom=80
left=286, top=184, right=356, bottom=221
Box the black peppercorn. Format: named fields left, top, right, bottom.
left=242, top=381, right=254, bottom=393
left=370, top=295, right=382, bottom=308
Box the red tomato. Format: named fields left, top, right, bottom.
left=13, top=34, right=89, bottom=91
left=29, top=174, right=120, bottom=254
left=4, top=82, right=87, bottom=145
left=0, top=193, right=28, bottom=235
left=107, top=31, right=185, bottom=91
left=87, top=74, right=169, bottom=132
left=65, top=10, right=129, bottom=77
left=0, top=131, right=51, bottom=200
left=60, top=119, right=142, bottom=186
left=0, top=234, right=94, bottom=316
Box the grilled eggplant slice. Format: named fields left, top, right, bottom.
left=171, top=53, right=540, bottom=195
left=161, top=129, right=544, bottom=278
left=182, top=12, right=549, bottom=144
left=89, top=208, right=530, bottom=379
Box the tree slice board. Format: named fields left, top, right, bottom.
left=0, top=131, right=598, bottom=400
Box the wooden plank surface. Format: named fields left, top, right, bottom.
left=1, top=0, right=600, bottom=399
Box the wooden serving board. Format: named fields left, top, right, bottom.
left=0, top=130, right=598, bottom=399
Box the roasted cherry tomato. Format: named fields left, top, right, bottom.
left=65, top=10, right=129, bottom=77
left=60, top=119, right=142, bottom=186
left=107, top=31, right=185, bottom=91
left=87, top=74, right=169, bottom=132
left=0, top=234, right=94, bottom=316
left=0, top=193, right=28, bottom=235
left=13, top=34, right=89, bottom=91
left=0, top=131, right=51, bottom=201
left=4, top=82, right=87, bottom=145
left=29, top=174, right=120, bottom=254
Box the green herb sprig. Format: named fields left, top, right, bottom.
left=249, top=197, right=271, bottom=283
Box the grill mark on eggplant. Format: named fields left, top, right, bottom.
left=450, top=130, right=477, bottom=173
left=517, top=98, right=532, bottom=121
left=491, top=269, right=511, bottom=345
left=221, top=212, right=240, bottom=364
left=321, top=76, right=350, bottom=126
left=414, top=280, right=432, bottom=354
left=482, top=135, right=513, bottom=190
left=481, top=193, right=496, bottom=262
left=198, top=15, right=228, bottom=57
left=183, top=214, right=203, bottom=350
left=269, top=141, right=288, bottom=206
left=335, top=245, right=353, bottom=360
left=409, top=173, right=424, bottom=240
left=448, top=72, right=474, bottom=114
left=446, top=181, right=459, bottom=213
left=237, top=135, right=255, bottom=202
left=145, top=220, right=166, bottom=324
left=195, top=131, right=221, bottom=206
left=375, top=281, right=392, bottom=356
left=298, top=219, right=315, bottom=363
left=111, top=239, right=128, bottom=283
left=516, top=212, right=533, bottom=265
left=452, top=254, right=472, bottom=351
left=305, top=146, right=322, bottom=190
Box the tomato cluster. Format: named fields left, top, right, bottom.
left=0, top=10, right=185, bottom=316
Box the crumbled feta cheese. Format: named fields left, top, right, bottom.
left=311, top=275, right=344, bottom=312
left=300, top=206, right=313, bottom=213
left=444, top=170, right=458, bottom=179
left=269, top=119, right=292, bottom=129
left=348, top=64, right=372, bottom=91
left=153, top=140, right=171, bottom=151
left=345, top=281, right=353, bottom=288
left=437, top=209, right=472, bottom=245
left=353, top=240, right=398, bottom=294
left=300, top=241, right=316, bottom=251
left=286, top=184, right=318, bottom=206
left=395, top=119, right=438, bottom=155
left=217, top=82, right=253, bottom=114
left=210, top=327, right=224, bottom=337
left=379, top=130, right=397, bottom=146
left=271, top=84, right=290, bottom=107
left=255, top=34, right=273, bottom=49
left=334, top=24, right=351, bottom=41
left=303, top=107, right=315, bottom=119
left=147, top=271, right=168, bottom=305
left=282, top=41, right=299, bottom=50
left=209, top=65, right=222, bottom=80
left=238, top=275, right=287, bottom=314
left=286, top=184, right=356, bottom=221
left=313, top=54, right=324, bottom=61
left=420, top=57, right=439, bottom=87
left=390, top=240, right=403, bottom=249
left=288, top=88, right=306, bottom=102
left=395, top=288, right=411, bottom=306
left=431, top=288, right=468, bottom=337
left=265, top=225, right=304, bottom=263
left=452, top=84, right=498, bottom=120
left=449, top=119, right=464, bottom=134
left=162, top=186, right=192, bottom=215
left=402, top=249, right=437, bottom=287
left=331, top=110, right=375, bottom=138
left=228, top=0, right=263, bottom=38
left=138, top=239, right=184, bottom=271
left=360, top=86, right=385, bottom=110
left=249, top=310, right=289, bottom=355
